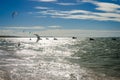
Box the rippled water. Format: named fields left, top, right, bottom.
left=0, top=37, right=120, bottom=80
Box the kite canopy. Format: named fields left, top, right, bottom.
left=12, top=11, right=18, bottom=18
left=34, top=34, right=41, bottom=42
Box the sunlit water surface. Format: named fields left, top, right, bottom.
left=0, top=37, right=120, bottom=80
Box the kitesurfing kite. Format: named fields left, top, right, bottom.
left=34, top=34, right=42, bottom=42
left=12, top=11, right=18, bottom=18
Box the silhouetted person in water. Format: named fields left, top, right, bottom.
left=46, top=37, right=49, bottom=40
left=89, top=38, right=94, bottom=41
left=116, top=52, right=119, bottom=58
left=69, top=73, right=77, bottom=80
left=112, top=38, right=116, bottom=41
left=18, top=42, right=21, bottom=47
left=72, top=37, right=77, bottom=39
left=54, top=37, right=57, bottom=40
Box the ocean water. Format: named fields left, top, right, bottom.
left=0, top=37, right=120, bottom=80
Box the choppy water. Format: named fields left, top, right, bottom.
left=0, top=37, right=120, bottom=80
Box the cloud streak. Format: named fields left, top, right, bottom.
left=82, top=0, right=120, bottom=13
left=35, top=6, right=50, bottom=9
left=39, top=9, right=120, bottom=22
left=31, top=0, right=57, bottom=2
left=6, top=26, right=45, bottom=30
left=48, top=25, right=61, bottom=29
left=56, top=3, right=77, bottom=6
left=34, top=0, right=120, bottom=22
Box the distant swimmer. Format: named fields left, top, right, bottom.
left=34, top=34, right=42, bottom=42
left=72, top=37, right=77, bottom=39
left=54, top=37, right=57, bottom=40
left=22, top=30, right=25, bottom=32
left=69, top=73, right=77, bottom=80
left=89, top=38, right=94, bottom=41
left=17, top=42, right=21, bottom=47
left=12, top=11, right=18, bottom=19
left=46, top=37, right=49, bottom=40
left=112, top=38, right=116, bottom=41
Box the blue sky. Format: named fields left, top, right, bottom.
left=0, top=0, right=120, bottom=37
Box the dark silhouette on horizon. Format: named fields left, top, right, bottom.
left=46, top=37, right=49, bottom=40
left=112, top=38, right=117, bottom=41
left=72, top=37, right=77, bottom=39
left=89, top=38, right=94, bottom=41
left=54, top=37, right=57, bottom=40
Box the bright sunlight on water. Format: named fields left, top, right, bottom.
left=0, top=37, right=120, bottom=80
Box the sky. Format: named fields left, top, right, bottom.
left=0, top=0, right=120, bottom=37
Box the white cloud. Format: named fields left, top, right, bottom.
left=82, top=0, right=120, bottom=13
left=39, top=9, right=120, bottom=22
left=35, top=6, right=50, bottom=9
left=48, top=25, right=61, bottom=29
left=31, top=0, right=57, bottom=2
left=56, top=3, right=77, bottom=6
left=6, top=26, right=45, bottom=30
left=94, top=2, right=120, bottom=12
left=31, top=0, right=120, bottom=22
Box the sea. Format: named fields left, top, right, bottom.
left=0, top=37, right=120, bottom=80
